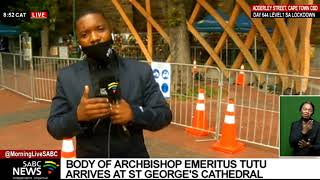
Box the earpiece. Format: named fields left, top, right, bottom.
left=79, top=45, right=82, bottom=50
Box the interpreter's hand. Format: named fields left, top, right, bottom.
left=76, top=85, right=111, bottom=122
left=110, top=99, right=134, bottom=125
left=298, top=139, right=311, bottom=149
left=302, top=120, right=313, bottom=134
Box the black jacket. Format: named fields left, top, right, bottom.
left=289, top=119, right=320, bottom=156
left=47, top=58, right=172, bottom=158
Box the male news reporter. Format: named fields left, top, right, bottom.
left=47, top=8, right=172, bottom=158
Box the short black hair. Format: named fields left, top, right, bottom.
left=299, top=101, right=315, bottom=116
left=76, top=8, right=111, bottom=29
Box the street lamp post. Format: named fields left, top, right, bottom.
left=73, top=0, right=76, bottom=43
left=72, top=0, right=78, bottom=57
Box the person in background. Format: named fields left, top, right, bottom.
left=0, top=37, right=8, bottom=52
left=289, top=101, right=320, bottom=156
left=47, top=8, right=172, bottom=158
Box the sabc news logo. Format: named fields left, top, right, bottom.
left=43, top=161, right=60, bottom=175
left=12, top=160, right=59, bottom=176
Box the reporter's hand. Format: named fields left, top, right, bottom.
left=76, top=85, right=111, bottom=122
left=110, top=99, right=134, bottom=125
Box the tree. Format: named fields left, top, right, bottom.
left=166, top=0, right=193, bottom=94
left=167, top=0, right=191, bottom=64
left=10, top=0, right=58, bottom=56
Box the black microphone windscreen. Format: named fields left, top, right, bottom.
left=107, top=81, right=121, bottom=104
left=97, top=77, right=121, bottom=103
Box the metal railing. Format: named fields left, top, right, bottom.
left=221, top=69, right=320, bottom=149
left=0, top=52, right=222, bottom=139
left=0, top=52, right=33, bottom=99
left=2, top=52, right=320, bottom=150
left=168, top=63, right=222, bottom=136
left=32, top=56, right=79, bottom=101
left=0, top=53, right=81, bottom=101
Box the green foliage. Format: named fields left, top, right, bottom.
left=171, top=0, right=180, bottom=6
left=168, top=7, right=182, bottom=27
left=173, top=85, right=218, bottom=101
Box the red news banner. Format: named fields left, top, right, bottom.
left=251, top=4, right=320, bottom=18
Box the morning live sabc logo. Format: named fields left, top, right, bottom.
left=12, top=160, right=59, bottom=176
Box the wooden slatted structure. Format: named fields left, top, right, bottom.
left=112, top=0, right=314, bottom=92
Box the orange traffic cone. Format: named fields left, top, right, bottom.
left=236, top=64, right=245, bottom=86
left=186, top=89, right=210, bottom=136
left=61, top=138, right=76, bottom=158
left=212, top=99, right=244, bottom=154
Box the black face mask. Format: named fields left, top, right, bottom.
left=81, top=40, right=114, bottom=65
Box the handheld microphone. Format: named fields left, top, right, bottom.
left=107, top=81, right=130, bottom=135
left=93, top=78, right=115, bottom=131
left=98, top=78, right=129, bottom=135
left=93, top=77, right=110, bottom=132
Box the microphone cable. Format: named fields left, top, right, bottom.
left=92, top=118, right=112, bottom=158
left=107, top=120, right=112, bottom=158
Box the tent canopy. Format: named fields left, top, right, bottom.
left=194, top=11, right=273, bottom=33
left=194, top=9, right=228, bottom=33
left=194, top=10, right=253, bottom=33
left=234, top=13, right=252, bottom=33
left=0, top=24, right=21, bottom=36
